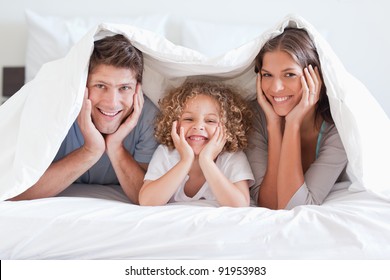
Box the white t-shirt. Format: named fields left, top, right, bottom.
left=144, top=145, right=255, bottom=203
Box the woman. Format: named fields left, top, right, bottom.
left=246, top=28, right=350, bottom=210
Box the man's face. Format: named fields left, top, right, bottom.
left=87, top=64, right=137, bottom=134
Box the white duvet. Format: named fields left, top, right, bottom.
left=0, top=14, right=389, bottom=201
left=1, top=184, right=389, bottom=259
left=0, top=14, right=390, bottom=260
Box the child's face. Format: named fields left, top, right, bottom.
left=87, top=64, right=137, bottom=134
left=178, top=94, right=221, bottom=155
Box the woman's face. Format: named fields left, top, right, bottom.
left=178, top=94, right=221, bottom=155
left=260, top=50, right=304, bottom=116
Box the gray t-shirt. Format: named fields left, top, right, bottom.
left=245, top=101, right=350, bottom=209
left=54, top=96, right=159, bottom=185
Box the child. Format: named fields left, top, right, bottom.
left=139, top=80, right=254, bottom=207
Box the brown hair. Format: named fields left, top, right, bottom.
left=255, top=28, right=333, bottom=124
left=89, top=34, right=143, bottom=83
left=155, top=80, right=253, bottom=152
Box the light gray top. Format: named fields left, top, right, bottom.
left=245, top=101, right=350, bottom=209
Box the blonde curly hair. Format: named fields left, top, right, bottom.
left=155, top=80, right=253, bottom=153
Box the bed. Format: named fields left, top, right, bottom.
left=1, top=11, right=390, bottom=260
left=0, top=183, right=389, bottom=259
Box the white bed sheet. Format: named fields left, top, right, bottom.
left=1, top=185, right=389, bottom=259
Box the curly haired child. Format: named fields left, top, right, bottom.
left=139, top=80, right=254, bottom=207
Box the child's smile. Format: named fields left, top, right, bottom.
left=179, top=94, right=221, bottom=155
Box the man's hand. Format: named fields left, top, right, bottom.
left=77, top=88, right=105, bottom=156
left=103, top=84, right=147, bottom=204
left=105, top=84, right=144, bottom=154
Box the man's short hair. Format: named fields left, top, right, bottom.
left=89, top=34, right=143, bottom=83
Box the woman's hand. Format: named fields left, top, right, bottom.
left=286, top=65, right=321, bottom=125
left=199, top=123, right=226, bottom=162
left=256, top=74, right=282, bottom=126
left=171, top=121, right=194, bottom=163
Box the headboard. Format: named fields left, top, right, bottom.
left=2, top=67, right=25, bottom=99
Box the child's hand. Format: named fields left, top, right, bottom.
left=199, top=123, right=226, bottom=162
left=171, top=121, right=194, bottom=163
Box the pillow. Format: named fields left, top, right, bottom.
left=25, top=10, right=171, bottom=82
left=180, top=19, right=268, bottom=57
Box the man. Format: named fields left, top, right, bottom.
left=11, top=34, right=159, bottom=204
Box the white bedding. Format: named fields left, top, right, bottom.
left=1, top=14, right=390, bottom=260
left=1, top=184, right=389, bottom=259
left=1, top=14, right=389, bottom=201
